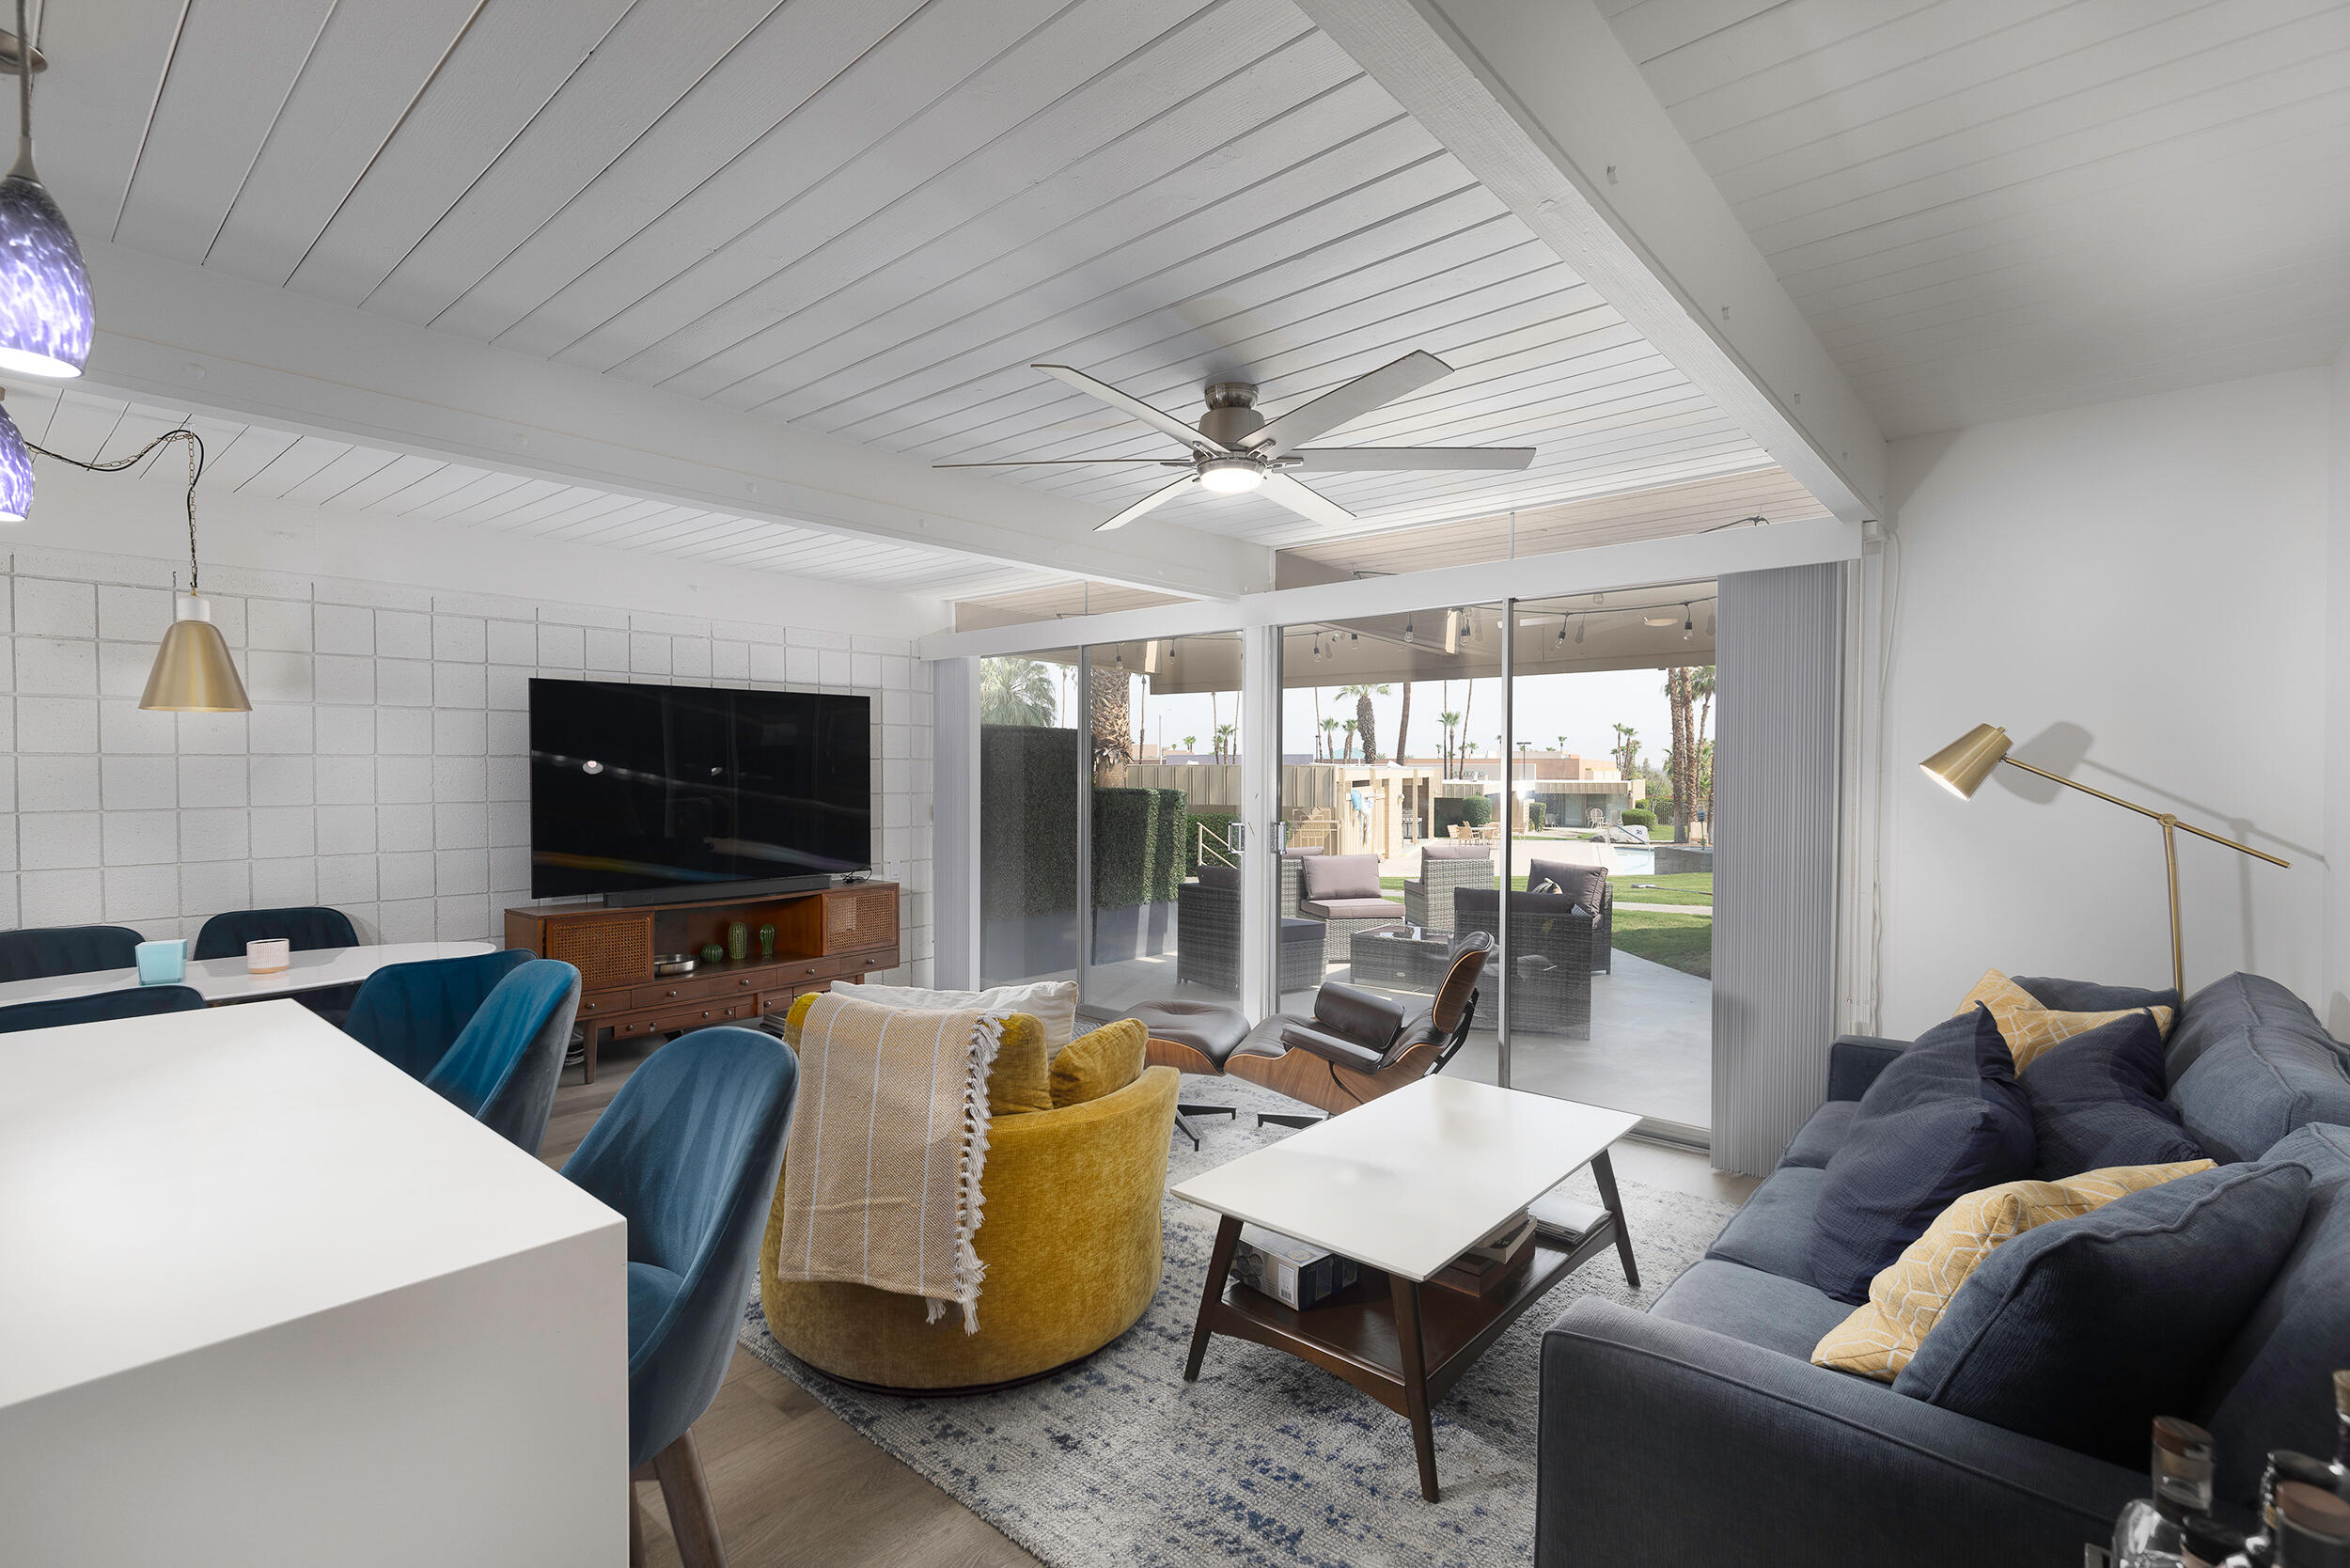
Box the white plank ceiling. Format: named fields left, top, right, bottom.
left=3, top=382, right=1056, bottom=601
left=1604, top=0, right=2350, bottom=437
left=31, top=0, right=1813, bottom=573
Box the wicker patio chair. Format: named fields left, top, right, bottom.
left=1400, top=844, right=1496, bottom=929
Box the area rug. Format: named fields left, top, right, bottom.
left=737, top=1074, right=1735, bottom=1568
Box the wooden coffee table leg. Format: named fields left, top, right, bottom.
left=1591, top=1149, right=1638, bottom=1289
left=1390, top=1273, right=1440, bottom=1501
left=1185, top=1215, right=1243, bottom=1382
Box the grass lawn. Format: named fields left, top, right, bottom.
left=1377, top=870, right=1714, bottom=906
left=1611, top=908, right=1713, bottom=980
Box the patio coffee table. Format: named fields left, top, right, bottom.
left=1345, top=923, right=1452, bottom=992
left=1172, top=1077, right=1641, bottom=1500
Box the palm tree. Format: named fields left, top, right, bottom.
left=1338, top=683, right=1389, bottom=764
left=980, top=656, right=1058, bottom=727
left=1437, top=710, right=1462, bottom=776
left=1318, top=714, right=1340, bottom=760
left=1182, top=734, right=1197, bottom=757
left=1610, top=722, right=1640, bottom=778
left=1395, top=680, right=1412, bottom=770
left=1214, top=723, right=1236, bottom=764
left=1340, top=718, right=1357, bottom=760
left=1312, top=686, right=1324, bottom=758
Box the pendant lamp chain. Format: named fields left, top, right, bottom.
left=27, top=424, right=208, bottom=588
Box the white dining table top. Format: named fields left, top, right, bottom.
left=1171, top=1076, right=1641, bottom=1281
left=0, top=940, right=495, bottom=1010
left=0, top=1000, right=619, bottom=1409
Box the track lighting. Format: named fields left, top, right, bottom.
left=1403, top=615, right=1415, bottom=646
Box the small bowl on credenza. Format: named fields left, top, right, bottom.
left=653, top=954, right=698, bottom=977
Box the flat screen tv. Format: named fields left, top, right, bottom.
left=529, top=678, right=870, bottom=903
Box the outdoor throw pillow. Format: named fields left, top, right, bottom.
left=1050, top=1018, right=1147, bottom=1109
left=1953, top=969, right=2173, bottom=1072
left=1892, top=1160, right=2312, bottom=1466
left=1301, top=853, right=1382, bottom=902
left=1528, top=859, right=1609, bottom=914
left=1809, top=1007, right=2037, bottom=1303
left=2024, top=1010, right=2207, bottom=1179
left=1812, top=1159, right=2214, bottom=1381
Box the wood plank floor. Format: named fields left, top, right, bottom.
left=540, top=1036, right=1043, bottom=1568
left=545, top=1036, right=1753, bottom=1568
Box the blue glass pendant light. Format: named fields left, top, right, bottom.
left=0, top=2, right=89, bottom=379
left=0, top=390, right=29, bottom=521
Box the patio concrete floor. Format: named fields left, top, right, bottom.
left=1072, top=941, right=1710, bottom=1131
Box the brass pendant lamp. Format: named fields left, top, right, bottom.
left=21, top=423, right=249, bottom=712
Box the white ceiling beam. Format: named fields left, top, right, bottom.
left=1293, top=0, right=1884, bottom=521
left=66, top=240, right=1274, bottom=601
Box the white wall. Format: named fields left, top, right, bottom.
left=2329, top=346, right=2350, bottom=1037
left=0, top=466, right=940, bottom=982
left=1874, top=369, right=2331, bottom=1037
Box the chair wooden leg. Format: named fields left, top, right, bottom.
left=627, top=1482, right=648, bottom=1568
left=651, top=1429, right=727, bottom=1568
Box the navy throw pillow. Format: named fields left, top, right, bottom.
left=1893, top=1161, right=2311, bottom=1467
left=1809, top=1007, right=2036, bottom=1303
left=2024, top=1010, right=2206, bottom=1179
left=2170, top=1025, right=2350, bottom=1164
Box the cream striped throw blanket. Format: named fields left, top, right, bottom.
left=773, top=993, right=1004, bottom=1331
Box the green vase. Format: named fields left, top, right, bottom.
left=758, top=924, right=776, bottom=960
left=727, top=921, right=748, bottom=963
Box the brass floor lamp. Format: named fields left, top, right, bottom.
left=1920, top=724, right=2288, bottom=999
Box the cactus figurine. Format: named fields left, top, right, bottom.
left=758, top=923, right=776, bottom=960
left=727, top=921, right=749, bottom=963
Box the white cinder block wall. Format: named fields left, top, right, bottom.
left=1, top=546, right=935, bottom=984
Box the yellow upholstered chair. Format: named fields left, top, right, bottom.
left=758, top=996, right=1179, bottom=1392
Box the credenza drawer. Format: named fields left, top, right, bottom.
left=630, top=974, right=737, bottom=1009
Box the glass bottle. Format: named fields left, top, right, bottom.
left=2274, top=1481, right=2350, bottom=1567
left=2184, top=1517, right=2248, bottom=1568
left=2116, top=1417, right=2218, bottom=1568
left=2334, top=1372, right=2350, bottom=1494
left=2252, top=1453, right=2346, bottom=1565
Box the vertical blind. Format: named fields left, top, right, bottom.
left=1712, top=563, right=1843, bottom=1174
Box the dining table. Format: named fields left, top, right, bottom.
left=0, top=939, right=494, bottom=1010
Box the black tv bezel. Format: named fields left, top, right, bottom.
left=525, top=676, right=872, bottom=907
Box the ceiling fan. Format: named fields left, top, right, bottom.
left=934, top=351, right=1535, bottom=531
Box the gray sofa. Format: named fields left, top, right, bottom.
left=1538, top=973, right=2350, bottom=1567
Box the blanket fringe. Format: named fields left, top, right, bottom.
left=945, top=1009, right=1005, bottom=1334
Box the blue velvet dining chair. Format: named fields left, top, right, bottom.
left=0, top=985, right=205, bottom=1033
left=193, top=905, right=365, bottom=1024
left=420, top=959, right=580, bottom=1155
left=343, top=949, right=534, bottom=1081
left=561, top=1026, right=797, bottom=1568
left=0, top=925, right=145, bottom=982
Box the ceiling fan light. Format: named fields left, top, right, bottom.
left=1197, top=456, right=1263, bottom=494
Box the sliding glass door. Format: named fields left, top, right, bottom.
left=978, top=647, right=1083, bottom=989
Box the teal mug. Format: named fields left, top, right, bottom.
left=134, top=939, right=188, bottom=984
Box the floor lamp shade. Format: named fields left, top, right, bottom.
left=0, top=395, right=29, bottom=521
left=1920, top=723, right=2011, bottom=799
left=140, top=596, right=250, bottom=713
left=0, top=169, right=90, bottom=378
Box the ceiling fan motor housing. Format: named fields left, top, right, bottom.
left=1198, top=383, right=1265, bottom=448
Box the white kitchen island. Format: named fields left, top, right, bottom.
left=0, top=999, right=627, bottom=1566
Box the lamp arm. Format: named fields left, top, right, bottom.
left=1998, top=757, right=2288, bottom=868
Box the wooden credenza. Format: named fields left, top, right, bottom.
left=504, top=882, right=901, bottom=1082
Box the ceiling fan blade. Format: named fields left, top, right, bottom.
left=1033, top=364, right=1229, bottom=453
left=932, top=458, right=1186, bottom=467
left=1246, top=351, right=1453, bottom=453
left=1258, top=473, right=1355, bottom=530
left=1094, top=476, right=1198, bottom=532
left=1286, top=447, right=1536, bottom=472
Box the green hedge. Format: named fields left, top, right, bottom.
left=979, top=726, right=1188, bottom=918
left=1432, top=794, right=1495, bottom=836
left=1621, top=807, right=1656, bottom=828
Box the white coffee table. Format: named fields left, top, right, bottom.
left=1172, top=1076, right=1641, bottom=1500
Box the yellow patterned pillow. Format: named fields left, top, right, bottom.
left=1953, top=969, right=2175, bottom=1071
left=1811, top=1160, right=2214, bottom=1380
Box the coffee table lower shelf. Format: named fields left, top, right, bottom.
left=1183, top=1168, right=1637, bottom=1502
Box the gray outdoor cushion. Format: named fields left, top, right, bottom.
left=2164, top=972, right=2342, bottom=1081
left=2169, top=1023, right=2350, bottom=1162
left=1703, top=1164, right=1825, bottom=1285
left=2198, top=1122, right=2350, bottom=1504
left=1650, top=1259, right=1855, bottom=1361
left=1194, top=864, right=1239, bottom=890
left=1420, top=843, right=1493, bottom=867
left=1779, top=1100, right=1860, bottom=1169
left=1300, top=853, right=1382, bottom=902
left=1528, top=858, right=1609, bottom=912
left=1300, top=896, right=1404, bottom=921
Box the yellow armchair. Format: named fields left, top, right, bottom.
left=758, top=1005, right=1179, bottom=1392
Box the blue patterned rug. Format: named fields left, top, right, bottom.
left=738, top=1075, right=1734, bottom=1568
